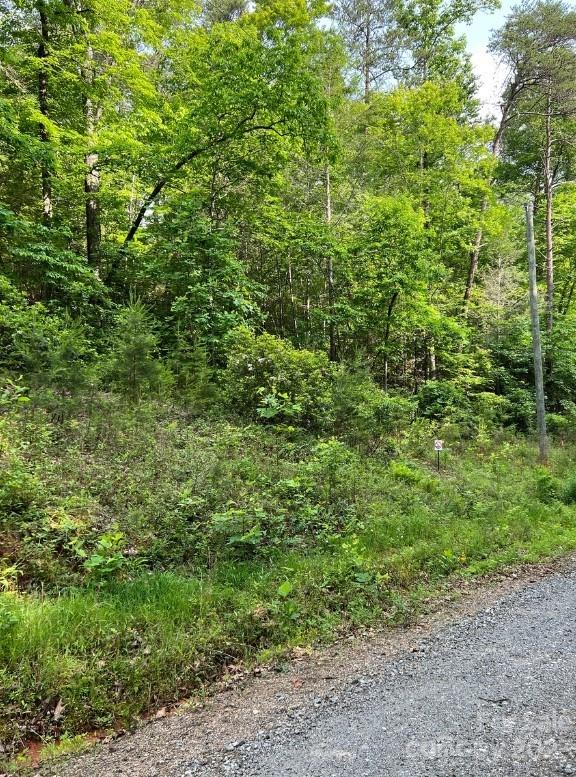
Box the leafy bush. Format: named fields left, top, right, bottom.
left=332, top=366, right=414, bottom=449
left=389, top=460, right=425, bottom=484
left=0, top=276, right=96, bottom=394
left=0, top=208, right=102, bottom=307
left=561, top=477, right=576, bottom=505
left=167, top=341, right=219, bottom=413
left=502, top=387, right=535, bottom=431
left=534, top=469, right=561, bottom=504
left=417, top=380, right=470, bottom=421
left=304, top=438, right=358, bottom=512
left=0, top=464, right=42, bottom=518
left=223, top=328, right=334, bottom=428
left=144, top=211, right=262, bottom=361
left=546, top=413, right=572, bottom=437
left=471, top=392, right=511, bottom=427
left=0, top=418, right=46, bottom=521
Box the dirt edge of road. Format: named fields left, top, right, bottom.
left=14, top=552, right=576, bottom=777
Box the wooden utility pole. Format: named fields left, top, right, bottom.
left=525, top=197, right=549, bottom=464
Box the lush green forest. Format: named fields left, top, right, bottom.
left=1, top=0, right=576, bottom=764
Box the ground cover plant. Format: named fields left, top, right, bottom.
left=2, top=393, right=576, bottom=761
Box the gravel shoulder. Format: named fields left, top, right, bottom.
left=32, top=555, right=576, bottom=777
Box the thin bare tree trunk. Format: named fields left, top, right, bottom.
left=304, top=276, right=311, bottom=345
left=383, top=291, right=398, bottom=391
left=429, top=340, right=436, bottom=379
left=84, top=45, right=102, bottom=271
left=564, top=277, right=576, bottom=316
left=544, top=91, right=554, bottom=334
left=287, top=261, right=299, bottom=343
left=325, top=164, right=337, bottom=361
left=412, top=338, right=418, bottom=393
left=558, top=271, right=576, bottom=317
left=463, top=200, right=487, bottom=310
left=85, top=147, right=101, bottom=268
left=525, top=198, right=549, bottom=465
left=37, top=1, right=52, bottom=224
left=363, top=17, right=370, bottom=102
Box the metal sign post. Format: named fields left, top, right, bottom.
left=434, top=439, right=443, bottom=471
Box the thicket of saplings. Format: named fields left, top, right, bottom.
left=2, top=300, right=576, bottom=763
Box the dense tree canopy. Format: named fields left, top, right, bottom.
left=1, top=0, right=576, bottom=418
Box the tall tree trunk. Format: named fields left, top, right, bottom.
left=325, top=164, right=337, bottom=361
left=304, top=276, right=311, bottom=345
left=412, top=338, right=419, bottom=393
left=383, top=291, right=398, bottom=391
left=525, top=198, right=549, bottom=464
left=563, top=276, right=576, bottom=317
left=85, top=139, right=101, bottom=269
left=363, top=17, right=371, bottom=102
left=37, top=1, right=52, bottom=224
left=287, top=260, right=299, bottom=343
left=275, top=255, right=285, bottom=337
left=428, top=340, right=436, bottom=379
left=84, top=46, right=102, bottom=271
left=463, top=202, right=486, bottom=310
left=558, top=271, right=576, bottom=317
left=544, top=90, right=554, bottom=335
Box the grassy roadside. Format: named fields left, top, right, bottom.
left=2, top=401, right=576, bottom=766
left=5, top=553, right=576, bottom=775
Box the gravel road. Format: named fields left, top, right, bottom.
left=35, top=560, right=576, bottom=777
left=188, top=564, right=576, bottom=777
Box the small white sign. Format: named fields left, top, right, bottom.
left=434, top=439, right=444, bottom=451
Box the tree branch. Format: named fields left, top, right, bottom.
left=123, top=114, right=280, bottom=245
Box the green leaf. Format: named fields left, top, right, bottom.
left=277, top=581, right=293, bottom=598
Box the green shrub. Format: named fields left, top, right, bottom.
left=332, top=366, right=413, bottom=449
left=561, top=477, right=576, bottom=505
left=534, top=469, right=561, bottom=503
left=82, top=527, right=133, bottom=581
left=304, top=438, right=358, bottom=513
left=223, top=327, right=333, bottom=428
left=503, top=387, right=535, bottom=431
left=546, top=413, right=572, bottom=437
left=105, top=301, right=171, bottom=401
left=471, top=392, right=511, bottom=427
left=0, top=466, right=42, bottom=518
left=389, top=460, right=424, bottom=484
left=417, top=380, right=470, bottom=421
left=0, top=277, right=96, bottom=395
left=167, top=341, right=219, bottom=413
left=0, top=421, right=45, bottom=520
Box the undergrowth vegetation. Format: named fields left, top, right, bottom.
left=2, top=392, right=576, bottom=759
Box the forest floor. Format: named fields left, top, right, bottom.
left=25, top=553, right=576, bottom=777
